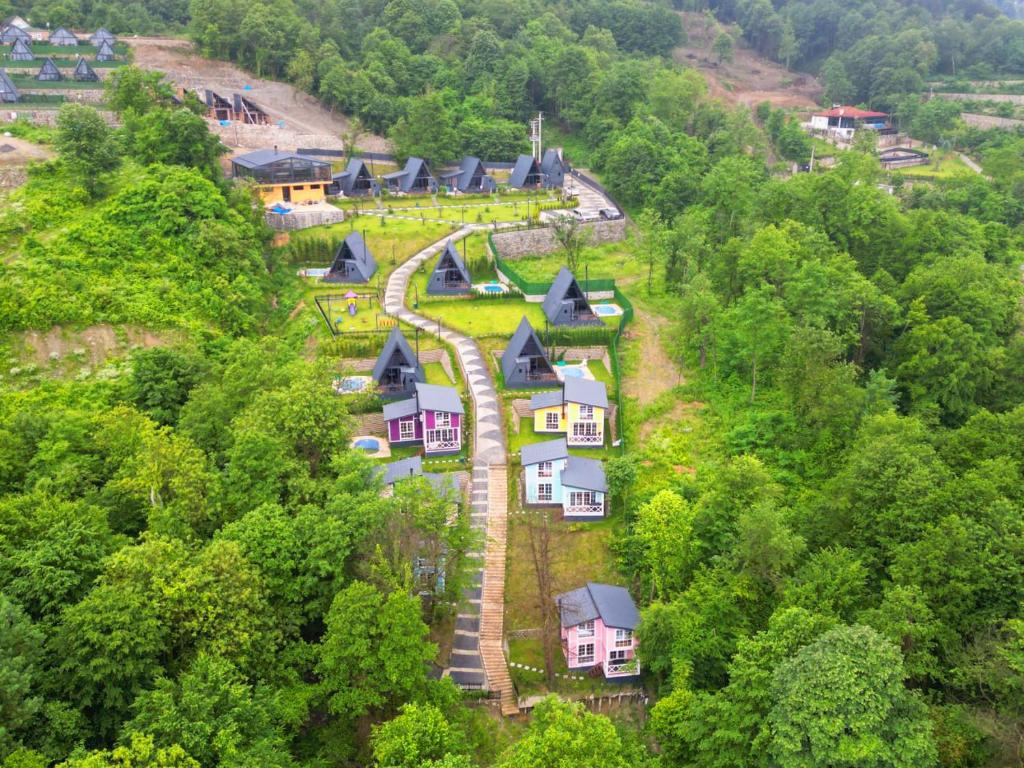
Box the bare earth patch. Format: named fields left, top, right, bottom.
left=19, top=324, right=176, bottom=369
left=0, top=136, right=54, bottom=190
left=623, top=307, right=685, bottom=405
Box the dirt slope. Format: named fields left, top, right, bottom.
left=126, top=36, right=390, bottom=153
left=674, top=12, right=822, bottom=110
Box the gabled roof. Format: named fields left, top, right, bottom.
left=383, top=397, right=418, bottom=422
left=815, top=106, right=887, bottom=119
left=556, top=582, right=639, bottom=629
left=521, top=437, right=568, bottom=466
left=328, top=231, right=376, bottom=282
left=382, top=455, right=423, bottom=484
left=414, top=382, right=464, bottom=414
left=95, top=39, right=115, bottom=59
left=231, top=148, right=331, bottom=170
left=1, top=24, right=30, bottom=42
left=432, top=241, right=470, bottom=282
left=541, top=148, right=566, bottom=173
left=508, top=154, right=542, bottom=188
left=337, top=157, right=375, bottom=195
left=563, top=377, right=607, bottom=409
left=562, top=456, right=607, bottom=493
left=372, top=326, right=423, bottom=383
left=530, top=390, right=562, bottom=410
left=73, top=56, right=97, bottom=80
left=438, top=156, right=485, bottom=191
left=502, top=317, right=551, bottom=383
left=9, top=38, right=32, bottom=58
left=4, top=15, right=30, bottom=29
left=383, top=156, right=434, bottom=192
left=0, top=69, right=19, bottom=102
left=49, top=27, right=78, bottom=43
left=542, top=267, right=594, bottom=322
left=36, top=57, right=62, bottom=80
left=90, top=27, right=115, bottom=44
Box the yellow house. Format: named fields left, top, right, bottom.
left=530, top=377, right=608, bottom=447
left=230, top=148, right=334, bottom=205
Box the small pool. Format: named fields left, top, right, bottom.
left=483, top=284, right=504, bottom=293
left=299, top=267, right=329, bottom=278
left=354, top=437, right=380, bottom=451
left=562, top=367, right=585, bottom=378
left=335, top=375, right=371, bottom=394
left=593, top=303, right=623, bottom=317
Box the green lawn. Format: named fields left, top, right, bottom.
left=891, top=149, right=976, bottom=180
left=417, top=297, right=551, bottom=337
left=502, top=241, right=645, bottom=285
left=9, top=76, right=104, bottom=89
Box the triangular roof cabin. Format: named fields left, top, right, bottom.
left=0, top=69, right=19, bottom=103
left=36, top=57, right=62, bottom=81
left=1, top=24, right=30, bottom=44
left=426, top=241, right=472, bottom=295
left=90, top=28, right=115, bottom=46
left=372, top=326, right=425, bottom=397
left=382, top=156, right=436, bottom=194
left=502, top=317, right=557, bottom=388
left=508, top=154, right=543, bottom=189
left=542, top=267, right=600, bottom=326
left=439, top=156, right=493, bottom=194
left=3, top=15, right=30, bottom=29
left=334, top=158, right=378, bottom=197
left=323, top=231, right=377, bottom=283
left=540, top=148, right=567, bottom=188
left=49, top=27, right=78, bottom=46
left=73, top=56, right=98, bottom=81
left=9, top=38, right=33, bottom=60
left=95, top=39, right=115, bottom=61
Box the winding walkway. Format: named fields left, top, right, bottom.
left=383, top=227, right=520, bottom=716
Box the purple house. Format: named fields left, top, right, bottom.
left=383, top=381, right=464, bottom=455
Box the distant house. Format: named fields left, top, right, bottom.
left=230, top=148, right=333, bottom=205
left=540, top=148, right=568, bottom=188
left=508, top=154, right=543, bottom=189
left=232, top=93, right=267, bottom=124
left=3, top=15, right=30, bottom=30
left=556, top=582, right=639, bottom=679
left=49, top=27, right=78, bottom=46
left=438, top=156, right=494, bottom=194
left=89, top=27, right=115, bottom=47
left=542, top=267, right=600, bottom=326
left=382, top=156, right=437, bottom=194
left=380, top=455, right=461, bottom=498
left=878, top=146, right=929, bottom=170
left=73, top=56, right=98, bottom=82
left=427, top=241, right=472, bottom=295
left=9, top=38, right=32, bottom=60
left=1, top=24, right=31, bottom=45
left=331, top=158, right=379, bottom=197
left=809, top=106, right=892, bottom=141
left=531, top=377, right=608, bottom=447
left=0, top=69, right=19, bottom=103
left=323, top=231, right=376, bottom=283
left=36, top=57, right=62, bottom=81
left=95, top=39, right=115, bottom=62
left=384, top=382, right=465, bottom=455
left=521, top=438, right=607, bottom=519
left=501, top=317, right=557, bottom=389
left=372, top=326, right=425, bottom=398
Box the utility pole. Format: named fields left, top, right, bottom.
left=530, top=112, right=543, bottom=162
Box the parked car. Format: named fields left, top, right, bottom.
left=598, top=207, right=622, bottom=220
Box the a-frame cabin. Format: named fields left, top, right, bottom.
left=36, top=57, right=63, bottom=81
left=372, top=326, right=425, bottom=398
left=382, top=156, right=437, bottom=194
left=439, top=156, right=494, bottom=193
left=323, top=231, right=377, bottom=283
left=232, top=93, right=268, bottom=124
left=542, top=267, right=601, bottom=326
left=541, top=148, right=567, bottom=188
left=508, top=154, right=543, bottom=189
left=203, top=89, right=233, bottom=120
left=502, top=317, right=558, bottom=388
left=332, top=157, right=379, bottom=197
left=0, top=69, right=19, bottom=103
left=73, top=56, right=98, bottom=82
left=9, top=38, right=32, bottom=61
left=427, top=241, right=472, bottom=295
left=1, top=24, right=30, bottom=45
left=89, top=28, right=115, bottom=46
left=49, top=27, right=79, bottom=46
left=95, top=39, right=115, bottom=61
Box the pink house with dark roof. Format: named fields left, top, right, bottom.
left=556, top=582, right=640, bottom=680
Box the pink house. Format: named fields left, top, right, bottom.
left=383, top=382, right=464, bottom=455
left=555, top=582, right=640, bottom=680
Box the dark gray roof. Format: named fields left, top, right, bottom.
left=0, top=69, right=19, bottom=102
left=562, top=456, right=607, bottom=493
left=9, top=38, right=32, bottom=59
left=432, top=241, right=471, bottom=283
left=541, top=148, right=566, bottom=174
left=383, top=397, right=418, bottom=422
left=73, top=56, right=97, bottom=80
left=508, top=154, right=541, bottom=188
left=382, top=156, right=434, bottom=193
left=521, top=437, right=568, bottom=466
left=36, top=57, right=62, bottom=80
left=1, top=24, right=30, bottom=43
left=438, top=156, right=485, bottom=192
left=231, top=148, right=331, bottom=170
left=95, top=39, right=115, bottom=60
left=503, top=317, right=551, bottom=384
left=90, top=28, right=114, bottom=44
left=414, top=382, right=464, bottom=414
left=556, top=582, right=638, bottom=629
left=328, top=231, right=376, bottom=282
left=542, top=267, right=593, bottom=323
left=49, top=27, right=77, bottom=43
left=563, top=377, right=608, bottom=409
left=372, top=326, right=422, bottom=383
left=529, top=390, right=562, bottom=410
left=382, top=455, right=423, bottom=484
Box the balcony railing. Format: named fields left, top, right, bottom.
left=605, top=660, right=639, bottom=677
left=568, top=431, right=603, bottom=445
left=425, top=437, right=461, bottom=453
left=566, top=502, right=604, bottom=517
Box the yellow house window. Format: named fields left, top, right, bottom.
left=578, top=404, right=595, bottom=421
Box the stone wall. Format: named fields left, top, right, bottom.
left=1, top=107, right=116, bottom=126
left=491, top=218, right=626, bottom=260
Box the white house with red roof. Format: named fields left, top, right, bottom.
left=810, top=105, right=891, bottom=141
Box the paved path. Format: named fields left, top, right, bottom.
left=383, top=227, right=518, bottom=714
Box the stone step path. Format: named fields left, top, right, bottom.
left=383, top=227, right=518, bottom=714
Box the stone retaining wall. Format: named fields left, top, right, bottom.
left=1, top=108, right=117, bottom=126
left=491, top=218, right=626, bottom=260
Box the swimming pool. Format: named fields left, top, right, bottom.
left=299, top=267, right=329, bottom=278
left=353, top=437, right=380, bottom=451
left=336, top=376, right=370, bottom=393
left=562, top=367, right=585, bottom=378
left=483, top=284, right=504, bottom=293
left=593, top=303, right=623, bottom=317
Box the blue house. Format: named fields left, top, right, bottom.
left=521, top=437, right=607, bottom=520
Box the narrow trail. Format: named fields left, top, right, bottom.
left=622, top=306, right=683, bottom=405
left=383, top=227, right=520, bottom=716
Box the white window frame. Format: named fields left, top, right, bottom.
left=609, top=649, right=628, bottom=662
left=399, top=419, right=416, bottom=440
left=426, top=427, right=457, bottom=445
left=577, top=620, right=594, bottom=638
left=569, top=491, right=594, bottom=507
left=434, top=411, right=451, bottom=428
left=614, top=629, right=632, bottom=648
left=577, top=643, right=595, bottom=665
left=578, top=404, right=595, bottom=421
left=545, top=411, right=560, bottom=430
left=537, top=461, right=553, bottom=478
left=537, top=483, right=553, bottom=502
left=573, top=421, right=599, bottom=437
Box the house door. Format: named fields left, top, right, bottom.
left=283, top=186, right=291, bottom=202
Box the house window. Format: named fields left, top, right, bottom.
left=537, top=461, right=552, bottom=478
left=545, top=412, right=560, bottom=430
left=609, top=649, right=628, bottom=662
left=399, top=419, right=416, bottom=441
left=426, top=428, right=457, bottom=445
left=569, top=491, right=595, bottom=507
left=293, top=185, right=305, bottom=190
left=573, top=422, right=599, bottom=438
left=577, top=643, right=595, bottom=665
left=537, top=483, right=553, bottom=502
left=577, top=621, right=594, bottom=638
left=579, top=404, right=594, bottom=421
left=435, top=412, right=451, bottom=428
left=615, top=629, right=633, bottom=648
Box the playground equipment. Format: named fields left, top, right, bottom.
left=346, top=290, right=358, bottom=316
